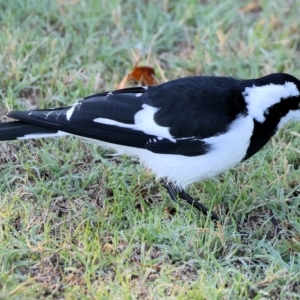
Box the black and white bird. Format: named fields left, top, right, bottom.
left=1, top=73, right=300, bottom=224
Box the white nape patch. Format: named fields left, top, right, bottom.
left=277, top=109, right=300, bottom=129
left=135, top=105, right=174, bottom=140
left=66, top=102, right=79, bottom=121
left=94, top=104, right=174, bottom=141
left=135, top=93, right=142, bottom=97
left=243, top=82, right=299, bottom=123
left=87, top=114, right=253, bottom=188
left=143, top=86, right=148, bottom=90
left=17, top=131, right=68, bottom=140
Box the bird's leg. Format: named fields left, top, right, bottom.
left=164, top=183, right=219, bottom=222
left=269, top=209, right=281, bottom=236
left=164, top=183, right=178, bottom=202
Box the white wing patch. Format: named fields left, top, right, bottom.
left=94, top=104, right=175, bottom=141
left=243, top=81, right=299, bottom=122
left=17, top=130, right=68, bottom=140
left=66, top=102, right=79, bottom=121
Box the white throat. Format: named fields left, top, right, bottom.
left=277, top=110, right=300, bottom=130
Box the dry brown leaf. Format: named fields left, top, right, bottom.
left=117, top=63, right=158, bottom=89
left=128, top=65, right=158, bottom=86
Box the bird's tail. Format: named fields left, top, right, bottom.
left=0, top=121, right=67, bottom=141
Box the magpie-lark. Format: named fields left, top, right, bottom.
left=1, top=73, right=300, bottom=229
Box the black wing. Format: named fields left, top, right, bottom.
left=145, top=137, right=211, bottom=156
left=7, top=76, right=246, bottom=156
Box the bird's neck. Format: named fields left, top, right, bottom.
left=243, top=119, right=279, bottom=161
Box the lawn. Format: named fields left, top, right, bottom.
left=1, top=0, right=300, bottom=299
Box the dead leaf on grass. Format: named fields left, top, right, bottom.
left=117, top=63, right=158, bottom=89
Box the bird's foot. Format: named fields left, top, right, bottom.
left=164, top=183, right=219, bottom=222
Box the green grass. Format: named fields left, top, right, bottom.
left=1, top=0, right=300, bottom=298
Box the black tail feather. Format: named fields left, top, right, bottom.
left=0, top=121, right=59, bottom=141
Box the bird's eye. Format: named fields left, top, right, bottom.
left=298, top=102, right=300, bottom=108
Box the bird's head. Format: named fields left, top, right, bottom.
left=243, top=73, right=300, bottom=129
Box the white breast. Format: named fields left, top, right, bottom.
left=137, top=114, right=254, bottom=188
